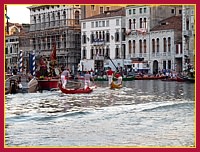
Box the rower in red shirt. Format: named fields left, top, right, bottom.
left=115, top=72, right=122, bottom=85
left=106, top=67, right=114, bottom=85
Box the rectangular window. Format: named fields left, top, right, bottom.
left=176, top=44, right=179, bottom=54
left=99, top=21, right=102, bottom=27
left=95, top=21, right=98, bottom=27
left=168, top=60, right=171, bottom=69
left=133, top=40, right=136, bottom=54
left=102, top=21, right=105, bottom=27
left=171, top=9, right=175, bottom=14
left=83, top=22, right=86, bottom=29
left=144, top=8, right=146, bottom=13
left=116, top=19, right=119, bottom=26
left=106, top=20, right=109, bottom=27
left=129, top=9, right=131, bottom=15
left=91, top=5, right=95, bottom=10
left=91, top=22, right=94, bottom=28
left=163, top=61, right=166, bottom=69
left=139, top=8, right=142, bottom=13
left=133, top=9, right=136, bottom=14
left=100, top=7, right=103, bottom=14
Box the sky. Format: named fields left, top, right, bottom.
left=7, top=5, right=31, bottom=24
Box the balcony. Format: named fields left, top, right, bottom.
left=92, top=39, right=105, bottom=46
left=93, top=55, right=104, bottom=60
left=183, top=30, right=192, bottom=37
left=11, top=53, right=18, bottom=57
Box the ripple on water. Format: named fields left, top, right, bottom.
left=5, top=81, right=195, bottom=147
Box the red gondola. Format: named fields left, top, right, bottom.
left=58, top=83, right=93, bottom=94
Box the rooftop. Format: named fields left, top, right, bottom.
left=151, top=15, right=182, bottom=31
left=84, top=8, right=125, bottom=20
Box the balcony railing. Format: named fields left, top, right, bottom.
left=92, top=39, right=105, bottom=46
left=183, top=30, right=192, bottom=37
left=93, top=55, right=104, bottom=60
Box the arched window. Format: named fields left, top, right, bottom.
left=139, top=40, right=142, bottom=53
left=10, top=46, right=12, bottom=53
left=144, top=18, right=147, bottom=29
left=133, top=19, right=136, bottom=29
left=48, top=13, right=50, bottom=27
left=90, top=32, right=94, bottom=43
left=63, top=11, right=66, bottom=25
left=52, top=12, right=55, bottom=26
left=106, top=31, right=110, bottom=42
left=115, top=46, right=120, bottom=59
left=42, top=14, right=45, bottom=28
left=91, top=47, right=94, bottom=59
left=75, top=11, right=79, bottom=25
left=152, top=39, right=155, bottom=53
left=38, top=15, right=41, bottom=23
left=163, top=38, right=167, bottom=52
left=140, top=18, right=142, bottom=28
left=96, top=48, right=98, bottom=55
left=34, top=16, right=36, bottom=24
left=129, top=40, right=132, bottom=54
left=129, top=19, right=132, bottom=29
left=144, top=39, right=146, bottom=53
left=186, top=18, right=189, bottom=30
left=57, top=12, right=60, bottom=26
left=106, top=47, right=110, bottom=57
left=95, top=31, right=98, bottom=40
left=133, top=40, right=136, bottom=54
left=83, top=47, right=86, bottom=59
left=168, top=37, right=171, bottom=52
left=99, top=31, right=102, bottom=40
left=115, top=30, right=119, bottom=42
left=156, top=38, right=159, bottom=52
left=57, top=12, right=60, bottom=19
left=102, top=31, right=105, bottom=40
left=82, top=33, right=86, bottom=44
left=38, top=15, right=41, bottom=29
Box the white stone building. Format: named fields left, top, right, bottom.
left=125, top=5, right=183, bottom=74
left=6, top=35, right=19, bottom=70
left=182, top=5, right=195, bottom=71
left=5, top=23, right=30, bottom=71
left=79, top=8, right=128, bottom=72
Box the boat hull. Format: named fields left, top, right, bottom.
left=110, top=82, right=122, bottom=89
left=58, top=83, right=93, bottom=94
left=38, top=79, right=59, bottom=90
left=94, top=76, right=134, bottom=81
left=135, top=76, right=165, bottom=80
left=178, top=75, right=195, bottom=83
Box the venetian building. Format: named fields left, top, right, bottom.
left=182, top=5, right=195, bottom=71
left=81, top=5, right=123, bottom=19
left=5, top=23, right=23, bottom=71
left=28, top=5, right=81, bottom=73
left=125, top=5, right=183, bottom=74
left=79, top=8, right=126, bottom=71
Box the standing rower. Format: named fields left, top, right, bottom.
left=61, top=68, right=70, bottom=89
left=106, top=67, right=114, bottom=86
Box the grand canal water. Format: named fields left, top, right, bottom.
left=5, top=80, right=195, bottom=147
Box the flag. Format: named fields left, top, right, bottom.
left=50, top=42, right=56, bottom=61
